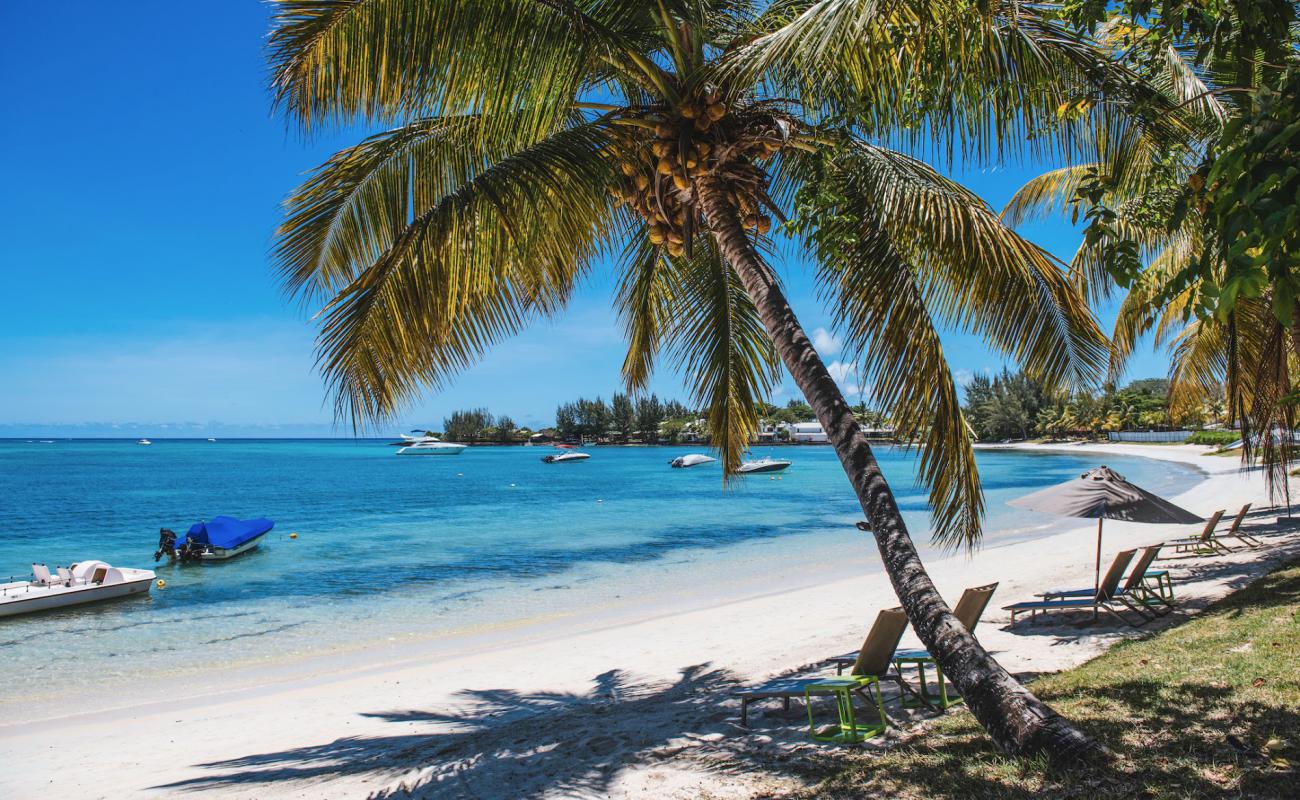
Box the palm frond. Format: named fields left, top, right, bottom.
left=276, top=111, right=584, bottom=305
left=297, top=124, right=622, bottom=427
left=729, top=0, right=1187, bottom=163
left=814, top=220, right=983, bottom=549
left=267, top=0, right=645, bottom=137
left=665, top=237, right=780, bottom=475
left=825, top=143, right=1109, bottom=392
left=1000, top=164, right=1096, bottom=227
left=616, top=230, right=779, bottom=473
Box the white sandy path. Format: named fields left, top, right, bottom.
left=2, top=443, right=1298, bottom=800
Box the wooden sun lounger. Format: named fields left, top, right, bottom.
left=734, top=608, right=909, bottom=740
left=1003, top=549, right=1141, bottom=626
left=1039, top=545, right=1172, bottom=623
left=825, top=583, right=999, bottom=709
left=1214, top=503, right=1264, bottom=549
left=1171, top=509, right=1227, bottom=554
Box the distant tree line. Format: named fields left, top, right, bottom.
left=962, top=370, right=1223, bottom=442
left=441, top=408, right=525, bottom=443
left=554, top=393, right=693, bottom=443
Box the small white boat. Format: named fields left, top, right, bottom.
left=542, top=450, right=590, bottom=463
left=137, top=439, right=152, bottom=446
left=0, top=561, right=155, bottom=618
left=207, top=438, right=217, bottom=442
left=396, top=437, right=467, bottom=455
left=669, top=453, right=716, bottom=468
left=737, top=457, right=791, bottom=474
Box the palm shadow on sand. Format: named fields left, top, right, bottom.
left=152, top=664, right=841, bottom=798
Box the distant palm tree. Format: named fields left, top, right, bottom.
left=268, top=1, right=1171, bottom=759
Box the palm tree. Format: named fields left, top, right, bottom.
left=268, top=1, right=1172, bottom=759
left=1002, top=12, right=1297, bottom=490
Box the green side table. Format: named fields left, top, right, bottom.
left=803, top=676, right=888, bottom=743
left=893, top=650, right=960, bottom=710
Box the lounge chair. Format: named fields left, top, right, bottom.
left=826, top=583, right=999, bottom=709
left=734, top=607, right=908, bottom=742
left=1214, top=503, right=1263, bottom=549
left=1040, top=546, right=1171, bottom=623
left=1003, top=549, right=1139, bottom=626
left=1171, top=509, right=1227, bottom=555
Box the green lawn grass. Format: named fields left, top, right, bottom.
left=793, top=559, right=1300, bottom=799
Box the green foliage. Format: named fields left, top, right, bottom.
left=966, top=370, right=1183, bottom=440
left=634, top=394, right=665, bottom=444
left=1186, top=428, right=1239, bottom=445
left=610, top=393, right=636, bottom=442
left=442, top=407, right=495, bottom=443
left=963, top=369, right=1053, bottom=441
left=1198, top=71, right=1300, bottom=326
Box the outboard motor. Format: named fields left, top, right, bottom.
left=154, top=528, right=178, bottom=562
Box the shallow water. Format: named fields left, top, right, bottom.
left=0, top=439, right=1200, bottom=705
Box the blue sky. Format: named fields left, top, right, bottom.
left=0, top=2, right=1169, bottom=437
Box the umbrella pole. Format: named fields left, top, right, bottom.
left=1094, top=518, right=1103, bottom=621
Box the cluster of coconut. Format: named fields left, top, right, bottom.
left=613, top=93, right=781, bottom=258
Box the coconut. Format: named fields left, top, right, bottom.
left=651, top=141, right=672, bottom=158
left=655, top=122, right=674, bottom=139
left=757, top=215, right=772, bottom=234
left=672, top=174, right=691, bottom=191
left=706, top=103, right=727, bottom=121
left=657, top=160, right=674, bottom=175
left=620, top=162, right=637, bottom=176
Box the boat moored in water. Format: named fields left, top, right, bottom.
left=542, top=445, right=590, bottom=463
left=737, top=457, right=791, bottom=474
left=136, top=439, right=152, bottom=446
left=669, top=453, right=716, bottom=468
left=396, top=437, right=467, bottom=455
left=0, top=561, right=155, bottom=618
left=155, top=516, right=274, bottom=562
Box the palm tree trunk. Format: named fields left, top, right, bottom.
left=696, top=176, right=1103, bottom=762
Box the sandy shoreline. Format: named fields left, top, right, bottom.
left=3, top=442, right=1298, bottom=799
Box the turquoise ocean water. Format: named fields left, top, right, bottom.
left=0, top=439, right=1200, bottom=707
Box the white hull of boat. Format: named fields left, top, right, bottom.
left=670, top=454, right=716, bottom=468
left=197, top=532, right=268, bottom=560
left=542, top=452, right=590, bottom=463
left=396, top=443, right=467, bottom=455
left=737, top=459, right=791, bottom=474
left=0, top=571, right=154, bottom=618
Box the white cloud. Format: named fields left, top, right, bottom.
left=811, top=327, right=841, bottom=356
left=954, top=369, right=975, bottom=387
left=826, top=360, right=864, bottom=396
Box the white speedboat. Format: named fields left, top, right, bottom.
left=737, top=457, right=791, bottom=474
left=669, top=453, right=716, bottom=468
left=396, top=437, right=467, bottom=455
left=137, top=439, right=152, bottom=446
left=0, top=561, right=155, bottom=618
left=542, top=450, right=590, bottom=463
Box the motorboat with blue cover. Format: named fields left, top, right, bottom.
left=155, top=516, right=274, bottom=562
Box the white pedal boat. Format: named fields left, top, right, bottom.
left=0, top=561, right=154, bottom=618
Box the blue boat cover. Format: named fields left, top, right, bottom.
left=182, top=516, right=274, bottom=550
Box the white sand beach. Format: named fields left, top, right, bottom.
left=3, top=442, right=1299, bottom=799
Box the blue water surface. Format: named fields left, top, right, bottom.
left=0, top=439, right=1200, bottom=704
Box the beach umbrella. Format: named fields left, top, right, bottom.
left=1008, top=466, right=1202, bottom=604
